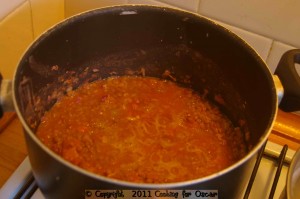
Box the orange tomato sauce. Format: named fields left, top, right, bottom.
left=36, top=76, right=247, bottom=183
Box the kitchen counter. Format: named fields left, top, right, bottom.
left=0, top=110, right=299, bottom=188
left=0, top=113, right=26, bottom=188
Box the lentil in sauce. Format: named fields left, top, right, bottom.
left=37, top=76, right=247, bottom=183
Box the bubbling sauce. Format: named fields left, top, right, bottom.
left=36, top=76, right=247, bottom=183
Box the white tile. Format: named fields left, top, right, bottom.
left=157, top=0, right=199, bottom=12
left=198, top=1, right=300, bottom=48
left=65, top=0, right=128, bottom=18
left=0, top=0, right=25, bottom=20
left=214, top=20, right=273, bottom=62
left=266, top=41, right=296, bottom=74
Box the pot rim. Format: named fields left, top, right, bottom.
left=12, top=4, right=278, bottom=188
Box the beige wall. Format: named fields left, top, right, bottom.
left=0, top=0, right=64, bottom=79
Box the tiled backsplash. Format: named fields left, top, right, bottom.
left=30, top=0, right=64, bottom=38
left=198, top=0, right=300, bottom=49
left=0, top=1, right=33, bottom=79
left=0, top=0, right=298, bottom=79
left=0, top=0, right=64, bottom=79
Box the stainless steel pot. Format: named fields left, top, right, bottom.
left=1, top=5, right=300, bottom=199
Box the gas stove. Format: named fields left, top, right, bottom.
left=0, top=140, right=295, bottom=199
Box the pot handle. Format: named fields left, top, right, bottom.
left=0, top=73, right=14, bottom=118
left=275, top=49, right=300, bottom=112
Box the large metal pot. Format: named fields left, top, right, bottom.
left=1, top=5, right=300, bottom=199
